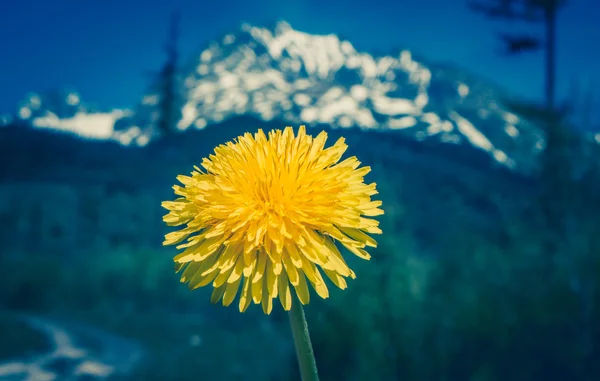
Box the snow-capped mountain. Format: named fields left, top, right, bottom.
left=7, top=21, right=558, bottom=173
left=9, top=88, right=131, bottom=141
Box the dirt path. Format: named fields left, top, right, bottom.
left=0, top=314, right=143, bottom=380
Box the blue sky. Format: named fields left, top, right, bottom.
left=1, top=0, right=598, bottom=114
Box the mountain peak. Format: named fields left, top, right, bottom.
left=8, top=21, right=550, bottom=174
left=7, top=89, right=131, bottom=140
left=149, top=21, right=544, bottom=172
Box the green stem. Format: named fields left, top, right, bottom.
left=288, top=294, right=320, bottom=381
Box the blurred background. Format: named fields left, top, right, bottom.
left=1, top=0, right=599, bottom=380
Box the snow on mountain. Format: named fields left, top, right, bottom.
left=7, top=21, right=555, bottom=173
left=9, top=89, right=132, bottom=141
left=131, top=21, right=548, bottom=172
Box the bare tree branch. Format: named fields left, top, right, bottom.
left=498, top=33, right=542, bottom=54
left=467, top=0, right=568, bottom=110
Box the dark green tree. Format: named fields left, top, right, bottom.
left=468, top=0, right=567, bottom=110
left=156, top=11, right=182, bottom=135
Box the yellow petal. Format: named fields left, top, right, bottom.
left=251, top=271, right=263, bottom=304
left=213, top=261, right=237, bottom=288
left=162, top=125, right=384, bottom=314
left=282, top=254, right=300, bottom=286
left=261, top=279, right=274, bottom=314
left=266, top=260, right=279, bottom=299
left=338, top=226, right=378, bottom=248
left=323, top=268, right=348, bottom=290
left=179, top=261, right=201, bottom=283
left=294, top=271, right=310, bottom=305
left=223, top=276, right=242, bottom=306
left=252, top=252, right=268, bottom=283
left=238, top=276, right=252, bottom=313
left=278, top=270, right=292, bottom=311
left=210, top=283, right=227, bottom=304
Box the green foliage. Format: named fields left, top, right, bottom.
left=0, top=313, right=51, bottom=360
left=2, top=158, right=598, bottom=381
left=2, top=104, right=599, bottom=380
left=302, top=106, right=600, bottom=381
left=0, top=247, right=178, bottom=315
left=0, top=246, right=292, bottom=380
left=304, top=196, right=600, bottom=380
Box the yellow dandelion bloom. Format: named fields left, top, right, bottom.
left=162, top=126, right=383, bottom=314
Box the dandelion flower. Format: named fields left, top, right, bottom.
left=162, top=126, right=383, bottom=314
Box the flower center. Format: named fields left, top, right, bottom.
left=260, top=200, right=285, bottom=218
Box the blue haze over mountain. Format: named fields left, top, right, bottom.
left=1, top=3, right=600, bottom=380
left=1, top=0, right=599, bottom=115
